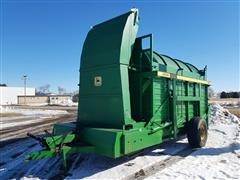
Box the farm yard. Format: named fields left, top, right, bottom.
left=209, top=98, right=240, bottom=118
left=1, top=2, right=239, bottom=179
left=0, top=103, right=239, bottom=179
left=0, top=105, right=77, bottom=141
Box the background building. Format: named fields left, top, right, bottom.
left=0, top=87, right=35, bottom=105
left=17, top=96, right=48, bottom=104
left=17, top=95, right=72, bottom=105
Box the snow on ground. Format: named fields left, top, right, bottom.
left=146, top=104, right=240, bottom=180
left=65, top=104, right=240, bottom=179
left=66, top=138, right=189, bottom=179
left=25, top=103, right=49, bottom=106
left=49, top=99, right=78, bottom=107
left=0, top=106, right=68, bottom=129
left=25, top=100, right=78, bottom=107
left=0, top=104, right=239, bottom=179
left=210, top=98, right=240, bottom=107
left=0, top=106, right=68, bottom=116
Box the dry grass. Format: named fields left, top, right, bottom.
left=0, top=113, right=23, bottom=117
left=209, top=98, right=240, bottom=105
left=226, top=108, right=240, bottom=118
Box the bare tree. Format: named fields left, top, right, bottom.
left=37, top=84, right=51, bottom=95
left=58, top=86, right=66, bottom=95
left=72, top=90, right=79, bottom=102
left=208, top=87, right=215, bottom=98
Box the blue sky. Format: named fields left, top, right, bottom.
left=1, top=0, right=239, bottom=93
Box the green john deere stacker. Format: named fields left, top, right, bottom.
left=26, top=9, right=210, bottom=167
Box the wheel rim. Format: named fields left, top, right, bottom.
left=199, top=123, right=207, bottom=145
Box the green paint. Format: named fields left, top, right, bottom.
left=26, top=9, right=209, bottom=167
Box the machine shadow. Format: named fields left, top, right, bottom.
left=3, top=136, right=238, bottom=180
left=0, top=136, right=30, bottom=148
left=60, top=138, right=190, bottom=179
left=190, top=142, right=240, bottom=156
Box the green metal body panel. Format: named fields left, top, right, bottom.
left=78, top=9, right=139, bottom=129
left=26, top=9, right=209, bottom=165
left=52, top=122, right=167, bottom=158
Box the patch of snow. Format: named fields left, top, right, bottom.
left=50, top=99, right=78, bottom=107
left=25, top=101, right=78, bottom=107
left=210, top=103, right=240, bottom=124
left=146, top=104, right=240, bottom=180
left=0, top=105, right=4, bottom=112
left=0, top=118, right=48, bottom=129
left=66, top=138, right=190, bottom=179
left=0, top=106, right=68, bottom=116
left=0, top=106, right=69, bottom=130
left=1, top=104, right=239, bottom=179
left=213, top=99, right=240, bottom=107
left=26, top=103, right=49, bottom=106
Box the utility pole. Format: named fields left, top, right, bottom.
left=22, top=75, right=28, bottom=105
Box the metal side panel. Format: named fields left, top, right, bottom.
left=78, top=9, right=139, bottom=128
left=79, top=128, right=123, bottom=158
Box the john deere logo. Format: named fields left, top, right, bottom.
left=94, top=76, right=102, bottom=86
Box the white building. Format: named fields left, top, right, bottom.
left=0, top=87, right=35, bottom=105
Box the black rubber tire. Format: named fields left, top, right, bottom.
left=187, top=117, right=208, bottom=148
